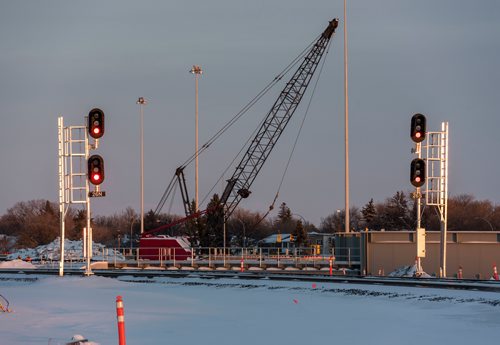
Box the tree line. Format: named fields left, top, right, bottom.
left=0, top=192, right=498, bottom=252
left=320, top=192, right=499, bottom=233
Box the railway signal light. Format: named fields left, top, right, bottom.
left=88, top=154, right=105, bottom=185
left=410, top=158, right=426, bottom=187
left=410, top=113, right=426, bottom=143
left=88, top=108, right=105, bottom=139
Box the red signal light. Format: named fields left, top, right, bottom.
left=411, top=114, right=426, bottom=143
left=88, top=108, right=105, bottom=139
left=410, top=158, right=425, bottom=187
left=88, top=155, right=105, bottom=185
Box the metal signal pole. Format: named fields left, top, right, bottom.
left=85, top=128, right=92, bottom=276
left=57, top=117, right=66, bottom=277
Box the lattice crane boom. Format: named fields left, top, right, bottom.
left=220, top=19, right=339, bottom=218
left=149, top=19, right=339, bottom=238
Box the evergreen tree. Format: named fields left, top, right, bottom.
left=384, top=191, right=411, bottom=230
left=144, top=210, right=158, bottom=231
left=361, top=198, right=377, bottom=229
left=277, top=202, right=292, bottom=223
left=276, top=202, right=294, bottom=233
left=188, top=200, right=205, bottom=247
left=204, top=194, right=224, bottom=247
left=292, top=220, right=308, bottom=247
left=43, top=200, right=55, bottom=217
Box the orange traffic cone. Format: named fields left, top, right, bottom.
left=116, top=296, right=126, bottom=345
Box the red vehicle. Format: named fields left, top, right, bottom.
left=139, top=235, right=192, bottom=261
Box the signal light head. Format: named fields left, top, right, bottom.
left=88, top=154, right=105, bottom=185
left=411, top=113, right=426, bottom=143
left=88, top=108, right=105, bottom=139
left=410, top=158, right=426, bottom=187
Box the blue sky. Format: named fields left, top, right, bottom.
left=1, top=1, right=499, bottom=225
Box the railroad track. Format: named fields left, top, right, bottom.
left=1, top=267, right=499, bottom=293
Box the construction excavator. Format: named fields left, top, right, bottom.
left=139, top=19, right=339, bottom=260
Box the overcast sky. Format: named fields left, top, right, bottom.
left=1, top=0, right=499, bottom=226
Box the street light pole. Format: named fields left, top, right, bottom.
left=223, top=211, right=227, bottom=267
left=344, top=0, right=350, bottom=234
left=129, top=217, right=135, bottom=252
left=136, top=97, right=147, bottom=234
left=236, top=218, right=246, bottom=248
left=292, top=213, right=306, bottom=224
left=292, top=213, right=307, bottom=249
left=475, top=217, right=494, bottom=231
left=190, top=65, right=203, bottom=212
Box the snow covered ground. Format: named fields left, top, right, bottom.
left=6, top=238, right=124, bottom=262
left=0, top=272, right=499, bottom=345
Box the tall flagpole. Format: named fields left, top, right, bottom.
left=344, top=0, right=350, bottom=233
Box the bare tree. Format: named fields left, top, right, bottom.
left=0, top=200, right=59, bottom=248
left=320, top=207, right=361, bottom=233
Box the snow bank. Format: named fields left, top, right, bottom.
left=389, top=264, right=433, bottom=278
left=6, top=238, right=124, bottom=262
left=69, top=334, right=100, bottom=345
left=0, top=259, right=36, bottom=269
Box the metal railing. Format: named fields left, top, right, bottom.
left=23, top=246, right=360, bottom=272
left=94, top=246, right=361, bottom=270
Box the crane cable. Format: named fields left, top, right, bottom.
left=154, top=174, right=177, bottom=215
left=179, top=35, right=321, bottom=171
left=200, top=94, right=271, bottom=206
left=197, top=35, right=322, bottom=206
left=155, top=36, right=320, bottom=215
left=156, top=34, right=324, bottom=216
